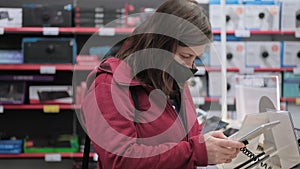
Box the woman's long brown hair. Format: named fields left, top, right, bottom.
left=115, top=0, right=213, bottom=95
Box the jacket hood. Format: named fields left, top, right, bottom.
left=86, top=57, right=141, bottom=88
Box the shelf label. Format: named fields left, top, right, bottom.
left=0, top=105, right=3, bottom=113
left=40, top=66, right=56, bottom=74
left=43, top=105, right=60, bottom=113
left=193, top=97, right=205, bottom=105
left=239, top=67, right=254, bottom=74
left=235, top=30, right=250, bottom=38
left=93, top=153, right=98, bottom=161
left=98, top=28, right=115, bottom=36
left=218, top=97, right=235, bottom=105
left=0, top=28, right=4, bottom=35
left=295, top=28, right=300, bottom=38
left=296, top=98, right=300, bottom=105
left=43, top=27, right=59, bottom=36
left=45, top=153, right=62, bottom=162
left=195, top=66, right=206, bottom=75
left=293, top=67, right=300, bottom=75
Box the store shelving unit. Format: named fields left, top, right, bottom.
left=0, top=152, right=95, bottom=159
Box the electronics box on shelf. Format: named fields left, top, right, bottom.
left=22, top=4, right=72, bottom=27
left=29, top=86, right=73, bottom=104
left=242, top=0, right=276, bottom=4
left=0, top=8, right=22, bottom=27
left=0, top=81, right=26, bottom=105
left=283, top=72, right=300, bottom=98
left=0, top=75, right=54, bottom=105
left=187, top=76, right=208, bottom=98
left=0, top=140, right=23, bottom=154
left=0, top=50, right=23, bottom=64
left=282, top=41, right=300, bottom=68
left=23, top=135, right=78, bottom=153
left=209, top=5, right=244, bottom=30
left=281, top=1, right=300, bottom=31
left=245, top=41, right=281, bottom=68
left=244, top=5, right=280, bottom=30
left=210, top=41, right=246, bottom=69
left=22, top=38, right=77, bottom=64
left=208, top=72, right=236, bottom=97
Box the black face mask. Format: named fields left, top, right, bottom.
left=166, top=59, right=198, bottom=85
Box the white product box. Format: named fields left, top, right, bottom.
left=244, top=5, right=280, bottom=30
left=282, top=41, right=300, bottom=68
left=0, top=8, right=22, bottom=27
left=246, top=41, right=281, bottom=68
left=209, top=5, right=244, bottom=30
left=187, top=76, right=207, bottom=97
left=208, top=72, right=236, bottom=97
left=210, top=41, right=246, bottom=69
left=281, top=1, right=300, bottom=31
left=29, top=86, right=73, bottom=104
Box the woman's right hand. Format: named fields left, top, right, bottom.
left=204, top=131, right=245, bottom=164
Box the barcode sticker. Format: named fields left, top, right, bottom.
left=43, top=105, right=60, bottom=113
left=0, top=28, right=4, bottom=35
left=45, top=154, right=62, bottom=162
left=0, top=105, right=3, bottom=113
left=43, top=27, right=59, bottom=36
left=98, top=28, right=115, bottom=36
left=40, top=66, right=56, bottom=74
left=235, top=30, right=250, bottom=38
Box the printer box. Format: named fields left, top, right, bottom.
left=22, top=4, right=72, bottom=27
left=282, top=41, right=300, bottom=68
left=245, top=41, right=281, bottom=68
left=283, top=72, right=300, bottom=98
left=281, top=1, right=300, bottom=31
left=22, top=38, right=76, bottom=64
left=210, top=5, right=244, bottom=30
left=29, top=86, right=73, bottom=104
left=244, top=5, right=280, bottom=30
left=210, top=41, right=246, bottom=69
left=0, top=8, right=22, bottom=27
left=208, top=72, right=236, bottom=97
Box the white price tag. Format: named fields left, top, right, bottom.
left=40, top=66, right=56, bottom=74
left=227, top=97, right=235, bottom=105
left=219, top=97, right=235, bottom=105
left=235, top=30, right=250, bottom=38
left=295, top=28, right=300, bottom=38
left=239, top=67, right=254, bottom=74
left=195, top=66, right=206, bottom=75
left=193, top=97, right=205, bottom=105
left=45, top=154, right=62, bottom=162
left=43, top=27, right=59, bottom=36
left=0, top=105, right=3, bottom=113
left=93, top=153, right=98, bottom=161
left=293, top=67, right=300, bottom=75
left=98, top=28, right=115, bottom=36
left=0, top=28, right=4, bottom=35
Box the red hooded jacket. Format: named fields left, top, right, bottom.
left=81, top=57, right=208, bottom=169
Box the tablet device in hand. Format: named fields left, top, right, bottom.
left=237, top=120, right=280, bottom=142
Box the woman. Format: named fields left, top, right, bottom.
left=81, top=0, right=244, bottom=168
